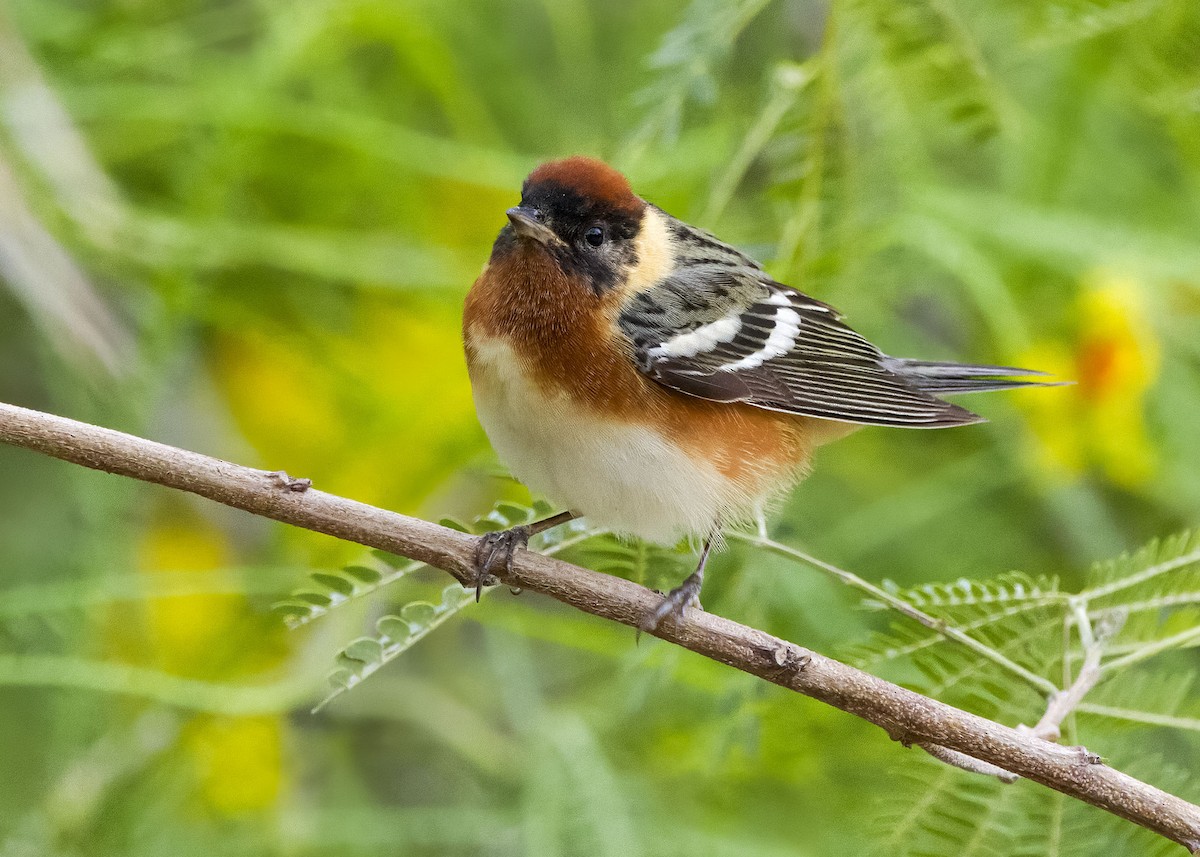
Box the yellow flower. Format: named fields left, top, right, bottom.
left=211, top=296, right=487, bottom=564
left=137, top=519, right=239, bottom=675
left=184, top=716, right=283, bottom=814
left=1016, top=272, right=1160, bottom=488
left=133, top=514, right=287, bottom=816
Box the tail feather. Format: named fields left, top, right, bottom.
left=885, top=358, right=1067, bottom=396
left=904, top=378, right=1053, bottom=394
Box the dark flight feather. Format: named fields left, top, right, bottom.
left=618, top=213, right=1057, bottom=429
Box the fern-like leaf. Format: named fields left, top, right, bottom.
left=296, top=499, right=607, bottom=706
left=274, top=559, right=415, bottom=629
left=623, top=0, right=774, bottom=158
left=1080, top=530, right=1200, bottom=668
left=857, top=0, right=1010, bottom=144
left=564, top=533, right=694, bottom=592
left=1023, top=0, right=1166, bottom=49
left=315, top=582, right=473, bottom=711
left=273, top=499, right=571, bottom=627
left=852, top=531, right=1200, bottom=854
left=870, top=749, right=1185, bottom=856
left=872, top=571, right=1062, bottom=612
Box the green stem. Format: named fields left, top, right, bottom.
left=1099, top=624, right=1200, bottom=676
left=731, top=532, right=1060, bottom=696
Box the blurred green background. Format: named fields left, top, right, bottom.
left=1, top=0, right=1199, bottom=855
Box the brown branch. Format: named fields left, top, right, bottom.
left=1026, top=607, right=1126, bottom=742
left=1, top=400, right=1198, bottom=853
left=918, top=743, right=1019, bottom=783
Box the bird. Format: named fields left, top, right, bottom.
left=462, top=155, right=1056, bottom=632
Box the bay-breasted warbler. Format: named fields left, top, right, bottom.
left=463, top=156, right=1054, bottom=630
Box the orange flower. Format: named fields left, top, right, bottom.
left=1016, top=273, right=1160, bottom=488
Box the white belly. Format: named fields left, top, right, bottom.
left=468, top=338, right=736, bottom=545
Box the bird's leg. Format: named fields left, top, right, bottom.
left=639, top=533, right=717, bottom=633
left=472, top=511, right=576, bottom=600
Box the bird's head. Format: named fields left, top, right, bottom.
left=491, top=156, right=650, bottom=295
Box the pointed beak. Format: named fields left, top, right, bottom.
left=506, top=206, right=556, bottom=244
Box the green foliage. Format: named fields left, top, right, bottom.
left=625, top=0, right=775, bottom=157
left=317, top=581, right=473, bottom=711
left=274, top=556, right=416, bottom=628
left=853, top=530, right=1200, bottom=691
left=565, top=534, right=697, bottom=594
left=2, top=0, right=1200, bottom=855
left=274, top=498, right=563, bottom=627
left=870, top=754, right=1188, bottom=857
left=874, top=571, right=1061, bottom=611
left=836, top=531, right=1200, bottom=855
left=290, top=506, right=1200, bottom=856
left=282, top=494, right=699, bottom=714
left=278, top=498, right=613, bottom=707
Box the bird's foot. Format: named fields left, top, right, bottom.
left=472, top=525, right=531, bottom=601
left=639, top=570, right=704, bottom=633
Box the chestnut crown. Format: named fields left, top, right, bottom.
left=493, top=156, right=647, bottom=293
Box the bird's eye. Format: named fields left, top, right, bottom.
left=584, top=226, right=606, bottom=247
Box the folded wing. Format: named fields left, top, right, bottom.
left=619, top=262, right=1049, bottom=429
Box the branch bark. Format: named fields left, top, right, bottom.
left=1, top=400, right=1198, bottom=853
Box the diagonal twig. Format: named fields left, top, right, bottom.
left=731, top=532, right=1060, bottom=695
left=0, top=401, right=1198, bottom=854
left=1026, top=605, right=1126, bottom=742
